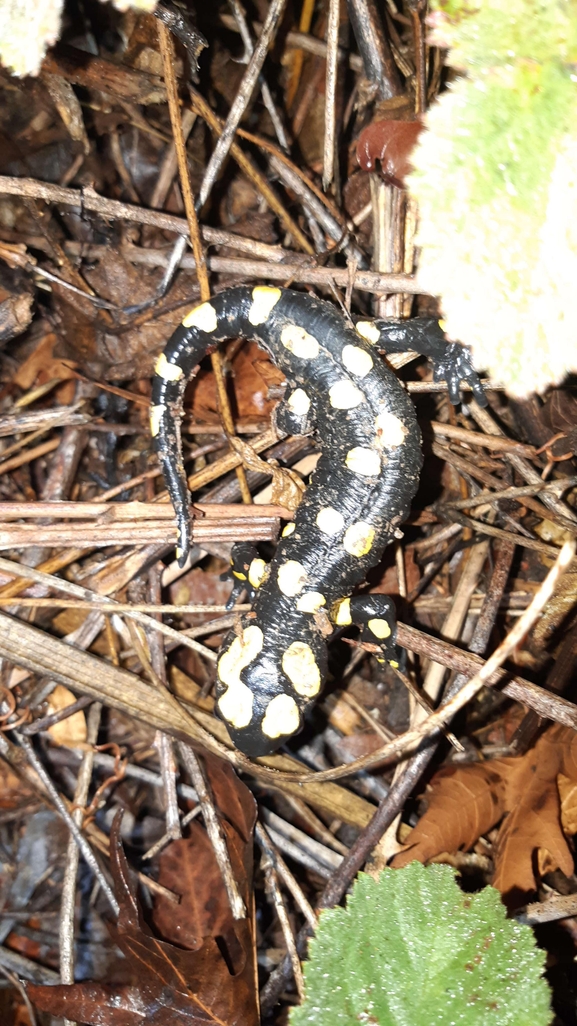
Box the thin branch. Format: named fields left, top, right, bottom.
left=197, top=0, right=289, bottom=210
left=429, top=420, right=536, bottom=455
left=0, top=555, right=218, bottom=663
left=347, top=0, right=402, bottom=98
left=441, top=475, right=577, bottom=512
left=0, top=598, right=250, bottom=613
left=11, top=733, right=119, bottom=915
left=178, top=744, right=247, bottom=919
left=63, top=238, right=421, bottom=293
left=323, top=0, right=340, bottom=191
left=255, top=822, right=317, bottom=930
left=469, top=400, right=577, bottom=525
left=259, top=836, right=305, bottom=1000
left=0, top=176, right=284, bottom=260
left=228, top=0, right=290, bottom=151
left=60, top=701, right=102, bottom=1026
left=432, top=441, right=577, bottom=535
left=289, top=538, right=576, bottom=783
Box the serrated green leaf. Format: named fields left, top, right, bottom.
left=290, top=864, right=552, bottom=1026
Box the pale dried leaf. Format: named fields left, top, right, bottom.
left=46, top=684, right=87, bottom=747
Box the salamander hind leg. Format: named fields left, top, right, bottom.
left=333, top=594, right=403, bottom=668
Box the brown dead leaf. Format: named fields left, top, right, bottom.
left=46, top=684, right=87, bottom=747
left=493, top=733, right=573, bottom=901
left=392, top=725, right=577, bottom=904
left=153, top=755, right=256, bottom=952
left=392, top=761, right=508, bottom=870
left=29, top=759, right=259, bottom=1026
left=189, top=340, right=284, bottom=423
left=12, top=332, right=76, bottom=389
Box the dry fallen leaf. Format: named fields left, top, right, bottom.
left=46, top=684, right=87, bottom=747
left=392, top=725, right=577, bottom=904
left=29, top=757, right=259, bottom=1026
left=229, top=436, right=305, bottom=512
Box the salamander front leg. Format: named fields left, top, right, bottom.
left=222, top=542, right=270, bottom=609
left=355, top=317, right=488, bottom=407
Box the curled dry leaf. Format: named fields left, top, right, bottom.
left=229, top=436, right=305, bottom=511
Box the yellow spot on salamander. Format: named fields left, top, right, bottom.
left=282, top=641, right=321, bottom=697
left=345, top=447, right=381, bottom=477
left=248, top=558, right=267, bottom=589
left=287, top=388, right=311, bottom=417
left=182, top=302, right=218, bottom=332
left=217, top=625, right=263, bottom=729
left=355, top=320, right=381, bottom=346
left=342, top=344, right=373, bottom=377
left=390, top=659, right=399, bottom=669
left=277, top=560, right=308, bottom=596
left=249, top=286, right=282, bottom=325
left=316, top=507, right=344, bottom=536
left=374, top=410, right=408, bottom=449
left=368, top=618, right=391, bottom=639
left=155, top=353, right=184, bottom=382
left=282, top=522, right=296, bottom=537
left=331, top=597, right=352, bottom=626
left=296, top=591, right=326, bottom=613
left=328, top=380, right=364, bottom=409
left=280, top=324, right=320, bottom=359
left=343, top=521, right=375, bottom=557
left=150, top=404, right=164, bottom=437
left=261, top=693, right=300, bottom=738
left=232, top=571, right=247, bottom=580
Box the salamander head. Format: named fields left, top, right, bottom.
left=214, top=621, right=327, bottom=758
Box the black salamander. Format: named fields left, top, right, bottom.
left=150, top=286, right=486, bottom=758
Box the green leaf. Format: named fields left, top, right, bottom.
left=408, top=0, right=577, bottom=396
left=290, top=863, right=552, bottom=1026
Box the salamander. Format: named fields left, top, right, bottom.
left=150, top=286, right=486, bottom=759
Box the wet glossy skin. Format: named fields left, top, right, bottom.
left=151, top=286, right=484, bottom=758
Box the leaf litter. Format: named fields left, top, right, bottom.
left=0, top=1, right=574, bottom=1024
